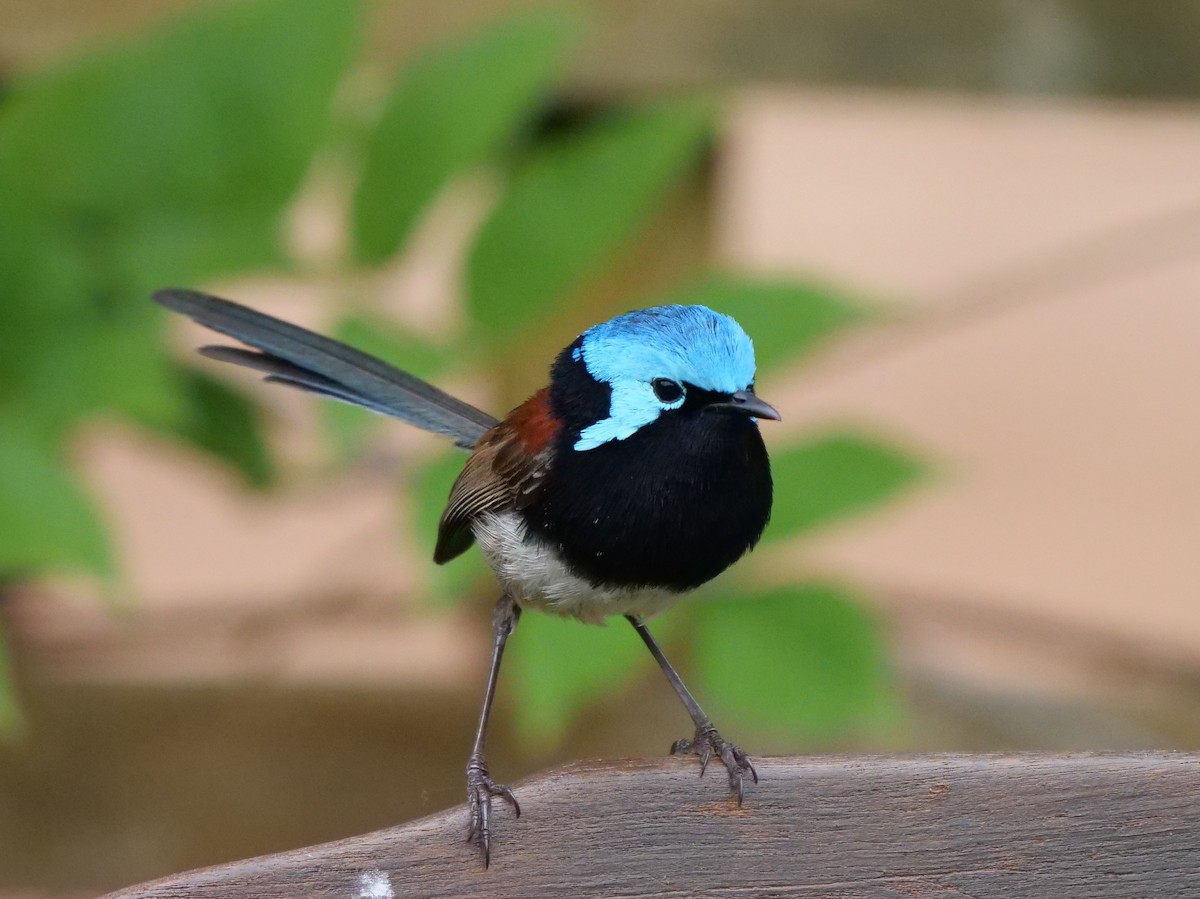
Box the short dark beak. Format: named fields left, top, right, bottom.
left=710, top=389, right=781, bottom=421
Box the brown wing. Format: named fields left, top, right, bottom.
left=433, top=389, right=557, bottom=564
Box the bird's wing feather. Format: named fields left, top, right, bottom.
left=154, top=288, right=498, bottom=449
left=434, top=390, right=558, bottom=564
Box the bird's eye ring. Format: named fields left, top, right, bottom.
left=652, top=378, right=685, bottom=404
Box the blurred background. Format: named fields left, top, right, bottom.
left=2, top=1, right=1199, bottom=895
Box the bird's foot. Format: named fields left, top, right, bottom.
left=671, top=723, right=758, bottom=805
left=466, top=754, right=520, bottom=867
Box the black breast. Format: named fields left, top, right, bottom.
left=521, top=342, right=773, bottom=592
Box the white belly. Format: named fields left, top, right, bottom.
left=471, top=510, right=680, bottom=624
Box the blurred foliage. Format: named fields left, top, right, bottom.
left=0, top=426, right=114, bottom=578
left=352, top=11, right=581, bottom=264
left=0, top=0, right=924, bottom=744
left=467, top=100, right=714, bottom=339
left=0, top=620, right=20, bottom=735
left=0, top=0, right=362, bottom=590
left=165, top=370, right=276, bottom=490
left=508, top=612, right=654, bottom=746
left=695, top=584, right=895, bottom=737
left=769, top=433, right=924, bottom=539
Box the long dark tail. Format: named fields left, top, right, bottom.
left=154, top=288, right=498, bottom=449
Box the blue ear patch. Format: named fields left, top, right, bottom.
left=573, top=305, right=756, bottom=451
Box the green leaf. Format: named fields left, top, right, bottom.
left=0, top=0, right=362, bottom=232
left=768, top=432, right=923, bottom=539
left=323, top=315, right=451, bottom=461
left=0, top=426, right=113, bottom=578
left=695, top=584, right=893, bottom=735
left=0, top=0, right=362, bottom=331
left=0, top=0, right=363, bottom=441
left=0, top=220, right=186, bottom=445
left=507, top=613, right=651, bottom=746
left=410, top=450, right=489, bottom=603
left=352, top=10, right=579, bottom=264
left=168, top=369, right=275, bottom=489
left=662, top=275, right=866, bottom=374
left=468, top=100, right=714, bottom=339
left=14, top=309, right=181, bottom=441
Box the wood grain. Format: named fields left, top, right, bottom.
left=101, top=753, right=1200, bottom=898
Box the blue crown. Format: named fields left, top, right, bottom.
left=572, top=305, right=757, bottom=451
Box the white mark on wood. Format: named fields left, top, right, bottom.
left=357, top=870, right=394, bottom=899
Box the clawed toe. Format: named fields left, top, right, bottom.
left=670, top=725, right=757, bottom=804
left=466, top=757, right=520, bottom=867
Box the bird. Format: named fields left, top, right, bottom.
left=153, top=287, right=779, bottom=866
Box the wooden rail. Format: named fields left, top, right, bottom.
left=103, top=753, right=1200, bottom=898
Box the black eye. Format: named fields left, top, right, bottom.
left=652, top=378, right=684, bottom=403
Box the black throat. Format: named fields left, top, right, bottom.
left=521, top=341, right=773, bottom=593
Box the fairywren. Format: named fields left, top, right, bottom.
left=154, top=289, right=779, bottom=865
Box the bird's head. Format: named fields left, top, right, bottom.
left=550, top=304, right=780, bottom=452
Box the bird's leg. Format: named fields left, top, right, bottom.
left=466, top=594, right=521, bottom=866
left=627, top=615, right=758, bottom=804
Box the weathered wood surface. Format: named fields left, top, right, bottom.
left=103, top=753, right=1200, bottom=899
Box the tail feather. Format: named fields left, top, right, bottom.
left=155, top=288, right=497, bottom=449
